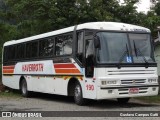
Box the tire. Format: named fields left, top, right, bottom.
left=74, top=81, right=87, bottom=105
left=117, top=98, right=130, bottom=104
left=20, top=79, right=30, bottom=97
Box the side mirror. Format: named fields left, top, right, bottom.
left=94, top=36, right=100, bottom=48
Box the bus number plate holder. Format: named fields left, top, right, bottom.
left=129, top=88, right=139, bottom=94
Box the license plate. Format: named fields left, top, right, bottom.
left=129, top=88, right=139, bottom=94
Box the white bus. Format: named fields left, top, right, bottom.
left=2, top=22, right=159, bottom=105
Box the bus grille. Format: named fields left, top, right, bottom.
left=121, top=79, right=146, bottom=85
left=107, top=70, right=155, bottom=75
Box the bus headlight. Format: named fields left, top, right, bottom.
left=106, top=80, right=117, bottom=85
left=101, top=81, right=106, bottom=85
left=148, top=78, right=157, bottom=83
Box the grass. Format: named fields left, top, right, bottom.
left=0, top=90, right=22, bottom=98
left=135, top=95, right=160, bottom=103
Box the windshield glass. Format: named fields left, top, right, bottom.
left=129, top=33, right=154, bottom=63
left=96, top=32, right=129, bottom=63
left=96, top=32, right=155, bottom=64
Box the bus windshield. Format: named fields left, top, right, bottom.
left=96, top=32, right=155, bottom=64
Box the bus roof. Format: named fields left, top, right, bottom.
left=4, top=22, right=150, bottom=46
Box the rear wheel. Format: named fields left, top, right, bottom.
left=117, top=98, right=130, bottom=104
left=74, top=82, right=87, bottom=105
left=20, top=79, right=30, bottom=97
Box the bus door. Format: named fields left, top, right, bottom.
left=84, top=31, right=96, bottom=99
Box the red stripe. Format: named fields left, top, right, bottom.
left=55, top=69, right=80, bottom=74
left=54, top=64, right=76, bottom=68
left=3, top=66, right=15, bottom=69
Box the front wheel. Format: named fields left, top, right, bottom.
left=74, top=82, right=87, bottom=105
left=117, top=98, right=130, bottom=104
left=20, top=79, right=30, bottom=97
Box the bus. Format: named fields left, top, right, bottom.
left=2, top=22, right=159, bottom=105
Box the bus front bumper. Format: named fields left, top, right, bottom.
left=96, top=84, right=159, bottom=100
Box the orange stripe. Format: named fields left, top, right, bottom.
left=3, top=69, right=14, bottom=74
left=54, top=64, right=76, bottom=68
left=55, top=69, right=80, bottom=74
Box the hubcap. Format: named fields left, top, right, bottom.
left=22, top=82, right=27, bottom=94
left=75, top=85, right=81, bottom=99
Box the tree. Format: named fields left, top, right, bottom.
left=1, top=0, right=160, bottom=40
left=154, top=1, right=160, bottom=16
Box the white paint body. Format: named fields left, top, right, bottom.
left=2, top=22, right=159, bottom=100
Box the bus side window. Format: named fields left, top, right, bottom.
left=76, top=32, right=84, bottom=63
left=17, top=43, right=25, bottom=59
left=55, top=36, right=64, bottom=56
left=8, top=45, right=16, bottom=60
left=85, top=39, right=94, bottom=77
left=55, top=34, right=73, bottom=56
left=3, top=47, right=7, bottom=62
left=26, top=41, right=38, bottom=58
left=39, top=37, right=54, bottom=57
left=63, top=34, right=72, bottom=55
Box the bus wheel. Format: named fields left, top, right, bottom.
left=74, top=82, right=87, bottom=105
left=117, top=98, right=130, bottom=104
left=20, top=79, right=29, bottom=97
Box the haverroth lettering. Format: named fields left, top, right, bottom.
left=22, top=64, right=44, bottom=72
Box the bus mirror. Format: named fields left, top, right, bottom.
left=94, top=36, right=100, bottom=48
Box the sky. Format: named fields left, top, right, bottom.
left=136, top=0, right=152, bottom=13
left=120, top=0, right=153, bottom=13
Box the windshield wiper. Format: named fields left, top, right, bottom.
left=117, top=44, right=130, bottom=69
left=133, top=40, right=148, bottom=68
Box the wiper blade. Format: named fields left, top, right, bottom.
left=117, top=44, right=130, bottom=69
left=133, top=40, right=148, bottom=67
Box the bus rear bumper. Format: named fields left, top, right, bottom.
left=96, top=85, right=159, bottom=100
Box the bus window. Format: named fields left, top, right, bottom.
left=39, top=37, right=54, bottom=57
left=55, top=36, right=63, bottom=56
left=76, top=31, right=84, bottom=63
left=3, top=47, right=7, bottom=62
left=63, top=34, right=72, bottom=55
left=7, top=45, right=16, bottom=60
left=55, top=34, right=73, bottom=56
left=26, top=41, right=38, bottom=58
left=16, top=43, right=25, bottom=59
left=85, top=39, right=94, bottom=77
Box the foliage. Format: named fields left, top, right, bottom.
left=0, top=0, right=160, bottom=63
left=154, top=1, right=160, bottom=16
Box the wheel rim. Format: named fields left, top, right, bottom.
left=22, top=81, right=27, bottom=94
left=75, top=84, right=81, bottom=100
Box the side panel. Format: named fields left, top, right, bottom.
left=2, top=59, right=85, bottom=96
left=2, top=75, right=20, bottom=90
left=2, top=65, right=20, bottom=89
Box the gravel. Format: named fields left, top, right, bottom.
left=0, top=93, right=160, bottom=120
